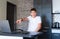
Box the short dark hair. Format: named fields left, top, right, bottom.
left=30, top=8, right=37, bottom=12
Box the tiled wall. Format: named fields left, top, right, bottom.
left=53, top=14, right=60, bottom=23
left=16, top=0, right=33, bottom=30
left=52, top=0, right=60, bottom=13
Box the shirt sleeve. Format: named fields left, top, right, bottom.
left=37, top=16, right=42, bottom=23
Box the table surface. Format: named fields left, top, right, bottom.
left=0, top=32, right=43, bottom=38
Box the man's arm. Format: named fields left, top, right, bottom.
left=35, top=23, right=42, bottom=32
left=16, top=17, right=28, bottom=24
left=20, top=17, right=28, bottom=21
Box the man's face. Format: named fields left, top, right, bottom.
left=30, top=11, right=37, bottom=17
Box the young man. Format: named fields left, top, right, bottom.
left=16, top=8, right=42, bottom=32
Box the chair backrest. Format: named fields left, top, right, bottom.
left=0, top=20, right=11, bottom=32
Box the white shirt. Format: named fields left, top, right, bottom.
left=27, top=16, right=41, bottom=32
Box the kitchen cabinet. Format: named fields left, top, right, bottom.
left=52, top=29, right=60, bottom=39
left=34, top=0, right=52, bottom=39
left=52, top=33, right=60, bottom=39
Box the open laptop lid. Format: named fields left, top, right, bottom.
left=0, top=20, right=11, bottom=33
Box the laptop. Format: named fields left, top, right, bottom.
left=0, top=20, right=29, bottom=34
left=0, top=20, right=11, bottom=33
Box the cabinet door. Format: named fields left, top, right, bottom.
left=52, top=33, right=60, bottom=39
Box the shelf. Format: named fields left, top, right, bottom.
left=52, top=29, right=60, bottom=33
left=52, top=13, right=60, bottom=29
left=52, top=13, right=60, bottom=14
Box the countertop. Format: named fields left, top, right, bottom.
left=0, top=32, right=43, bottom=38
left=52, top=29, right=60, bottom=33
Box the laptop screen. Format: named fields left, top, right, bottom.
left=0, top=20, right=11, bottom=33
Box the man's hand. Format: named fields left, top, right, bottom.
left=35, top=23, right=41, bottom=32
left=16, top=19, right=22, bottom=24
left=16, top=17, right=28, bottom=24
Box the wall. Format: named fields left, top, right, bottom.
left=17, top=0, right=33, bottom=30
left=0, top=0, right=6, bottom=20
left=52, top=0, right=60, bottom=13
left=0, top=0, right=17, bottom=20
left=52, top=0, right=60, bottom=23
left=0, top=0, right=34, bottom=31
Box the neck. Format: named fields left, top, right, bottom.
left=32, top=16, right=36, bottom=18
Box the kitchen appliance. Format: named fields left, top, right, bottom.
left=53, top=22, right=60, bottom=29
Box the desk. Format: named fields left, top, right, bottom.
left=0, top=32, right=43, bottom=39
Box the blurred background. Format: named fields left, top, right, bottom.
left=0, top=0, right=60, bottom=39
